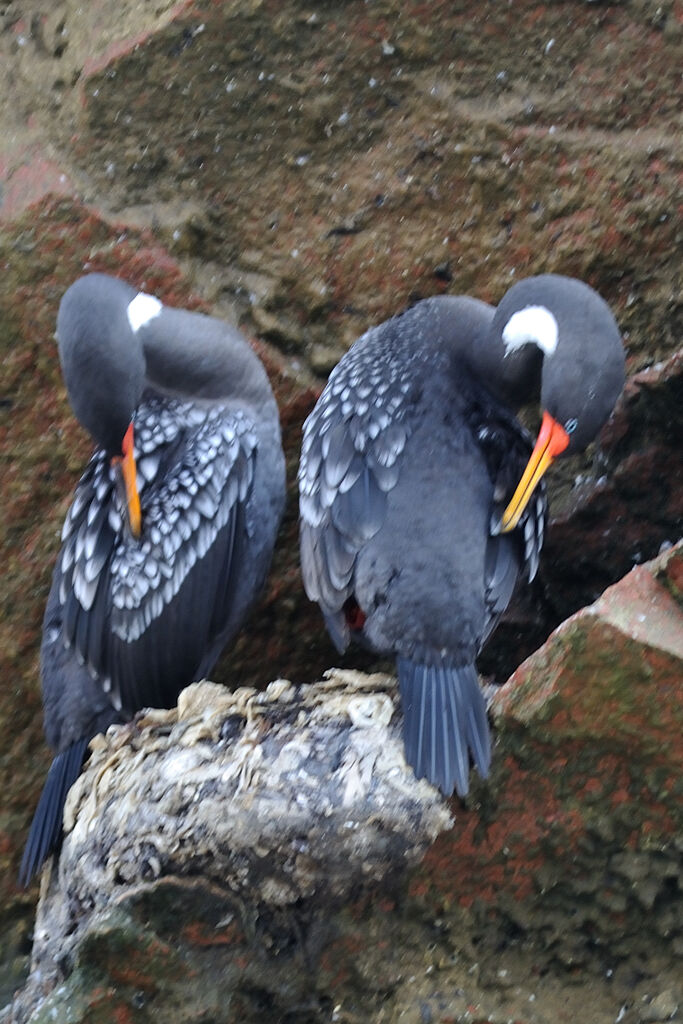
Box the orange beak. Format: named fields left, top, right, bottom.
left=113, top=422, right=142, bottom=539
left=500, top=411, right=570, bottom=533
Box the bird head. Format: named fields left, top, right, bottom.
left=493, top=274, right=625, bottom=533
left=56, top=273, right=152, bottom=538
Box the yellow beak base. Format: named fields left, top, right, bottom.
left=500, top=411, right=570, bottom=534
left=114, top=422, right=142, bottom=539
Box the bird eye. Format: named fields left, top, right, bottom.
left=564, top=417, right=578, bottom=434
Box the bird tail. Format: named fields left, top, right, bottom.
left=19, top=737, right=89, bottom=887
left=397, top=657, right=491, bottom=797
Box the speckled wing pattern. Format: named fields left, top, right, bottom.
left=298, top=324, right=414, bottom=644
left=57, top=394, right=257, bottom=714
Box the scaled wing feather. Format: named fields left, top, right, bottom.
left=298, top=324, right=414, bottom=630
left=57, top=396, right=257, bottom=716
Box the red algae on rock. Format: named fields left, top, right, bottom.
left=409, top=543, right=683, bottom=971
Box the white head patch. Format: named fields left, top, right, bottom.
left=127, top=292, right=163, bottom=333
left=502, top=305, right=558, bottom=357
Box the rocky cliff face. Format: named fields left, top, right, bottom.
left=0, top=1, right=680, bottom=1020
left=6, top=545, right=683, bottom=1024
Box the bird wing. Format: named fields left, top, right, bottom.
left=56, top=396, right=257, bottom=715
left=474, top=402, right=547, bottom=642
left=298, top=328, right=414, bottom=650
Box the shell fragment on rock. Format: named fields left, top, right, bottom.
left=30, top=670, right=453, bottom=999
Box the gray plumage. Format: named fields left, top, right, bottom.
left=21, top=273, right=285, bottom=884
left=299, top=275, right=624, bottom=797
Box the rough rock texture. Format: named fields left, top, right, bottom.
left=9, top=670, right=450, bottom=1023
left=5, top=545, right=683, bottom=1024
left=2, top=0, right=679, bottom=355
left=426, top=541, right=683, bottom=956
left=0, top=0, right=681, bottom=1018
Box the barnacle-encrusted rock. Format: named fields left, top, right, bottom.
left=26, top=670, right=450, bottom=1002
left=6, top=546, right=683, bottom=1024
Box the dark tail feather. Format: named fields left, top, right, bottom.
left=19, top=737, right=89, bottom=887
left=397, top=658, right=491, bottom=797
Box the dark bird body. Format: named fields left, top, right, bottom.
left=21, top=274, right=285, bottom=884
left=299, top=276, right=624, bottom=797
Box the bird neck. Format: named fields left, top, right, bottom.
left=138, top=307, right=276, bottom=416
left=427, top=295, right=543, bottom=412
